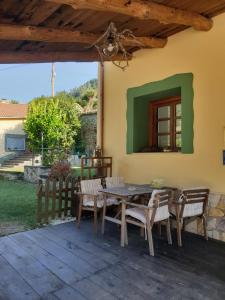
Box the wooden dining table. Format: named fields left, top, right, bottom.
left=100, top=184, right=153, bottom=247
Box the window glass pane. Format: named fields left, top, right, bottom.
left=176, top=104, right=181, bottom=117
left=158, top=120, right=170, bottom=133
left=6, top=136, right=25, bottom=151
left=158, top=106, right=170, bottom=119
left=176, top=134, right=182, bottom=148
left=158, top=135, right=170, bottom=147
left=176, top=119, right=182, bottom=132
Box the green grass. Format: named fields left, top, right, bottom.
left=71, top=167, right=96, bottom=177
left=0, top=179, right=37, bottom=232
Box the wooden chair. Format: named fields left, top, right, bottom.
left=124, top=190, right=172, bottom=256
left=101, top=176, right=125, bottom=234
left=105, top=176, right=125, bottom=188
left=169, top=188, right=209, bottom=247
left=78, top=178, right=119, bottom=233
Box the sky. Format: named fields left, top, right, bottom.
left=0, top=62, right=98, bottom=103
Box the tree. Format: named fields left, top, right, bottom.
left=24, top=95, right=80, bottom=165
left=70, top=79, right=98, bottom=112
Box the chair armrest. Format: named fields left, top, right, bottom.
left=125, top=201, right=150, bottom=210
left=171, top=200, right=183, bottom=205
left=77, top=193, right=98, bottom=200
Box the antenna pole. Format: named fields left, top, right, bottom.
left=51, top=62, right=56, bottom=97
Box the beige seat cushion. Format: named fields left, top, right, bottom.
left=125, top=189, right=170, bottom=224
left=83, top=197, right=119, bottom=208
left=169, top=202, right=204, bottom=218
left=126, top=205, right=170, bottom=224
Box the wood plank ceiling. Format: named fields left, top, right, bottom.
left=0, top=0, right=225, bottom=63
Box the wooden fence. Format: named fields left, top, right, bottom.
left=36, top=176, right=80, bottom=224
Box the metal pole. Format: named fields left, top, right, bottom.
left=41, top=132, right=44, bottom=166
left=51, top=62, right=56, bottom=97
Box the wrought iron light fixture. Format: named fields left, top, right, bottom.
left=89, top=22, right=142, bottom=71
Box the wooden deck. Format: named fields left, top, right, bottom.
left=0, top=221, right=224, bottom=300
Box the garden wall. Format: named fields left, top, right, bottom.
left=24, top=166, right=50, bottom=183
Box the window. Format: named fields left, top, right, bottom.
left=5, top=134, right=26, bottom=151
left=149, top=96, right=181, bottom=152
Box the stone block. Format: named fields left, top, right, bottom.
left=208, top=208, right=224, bottom=217
left=208, top=231, right=213, bottom=238
left=207, top=217, right=217, bottom=231
left=208, top=193, right=221, bottom=208
left=219, top=232, right=225, bottom=242
left=216, top=199, right=225, bottom=211
left=185, top=219, right=197, bottom=234
left=212, top=230, right=220, bottom=240
left=216, top=218, right=225, bottom=232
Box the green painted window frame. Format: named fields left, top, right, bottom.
left=127, top=73, right=194, bottom=154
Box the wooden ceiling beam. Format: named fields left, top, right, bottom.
left=0, top=50, right=130, bottom=64
left=46, top=0, right=213, bottom=31
left=0, top=23, right=167, bottom=48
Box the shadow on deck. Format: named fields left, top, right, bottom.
left=0, top=220, right=224, bottom=300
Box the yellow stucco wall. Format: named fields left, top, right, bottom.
left=0, top=119, right=25, bottom=154
left=103, top=14, right=225, bottom=194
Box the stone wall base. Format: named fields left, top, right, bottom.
left=185, top=193, right=225, bottom=242
left=24, top=166, right=50, bottom=183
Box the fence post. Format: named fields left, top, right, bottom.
left=52, top=179, right=56, bottom=220
left=36, top=179, right=43, bottom=223
left=58, top=177, right=63, bottom=218
left=44, top=178, right=49, bottom=224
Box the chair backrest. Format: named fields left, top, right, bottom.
left=148, top=190, right=172, bottom=225
left=80, top=178, right=102, bottom=195
left=148, top=189, right=167, bottom=207
left=105, top=177, right=125, bottom=188
left=179, top=188, right=209, bottom=218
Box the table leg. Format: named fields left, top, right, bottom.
left=121, top=199, right=126, bottom=247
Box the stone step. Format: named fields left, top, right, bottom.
left=0, top=153, right=34, bottom=168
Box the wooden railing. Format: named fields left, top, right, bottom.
left=80, top=156, right=112, bottom=179
left=36, top=176, right=80, bottom=224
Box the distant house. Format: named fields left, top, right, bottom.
left=0, top=103, right=28, bottom=155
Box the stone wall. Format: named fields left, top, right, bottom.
left=24, top=166, right=50, bottom=183
left=186, top=193, right=225, bottom=242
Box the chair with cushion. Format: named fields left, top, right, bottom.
left=105, top=176, right=125, bottom=188
left=169, top=188, right=209, bottom=247
left=124, top=190, right=172, bottom=256
left=78, top=178, right=119, bottom=233
left=101, top=177, right=125, bottom=234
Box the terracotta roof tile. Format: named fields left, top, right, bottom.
left=0, top=103, right=28, bottom=119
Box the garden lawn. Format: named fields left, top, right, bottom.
left=72, top=167, right=96, bottom=177
left=0, top=179, right=37, bottom=235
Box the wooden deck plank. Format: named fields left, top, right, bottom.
left=24, top=229, right=100, bottom=277
left=35, top=226, right=111, bottom=269
left=53, top=286, right=87, bottom=300
left=73, top=277, right=118, bottom=300
left=41, top=223, right=120, bottom=264
left=0, top=237, right=65, bottom=297
left=9, top=233, right=83, bottom=284
left=0, top=221, right=224, bottom=300
left=88, top=268, right=152, bottom=300
left=0, top=255, right=40, bottom=300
